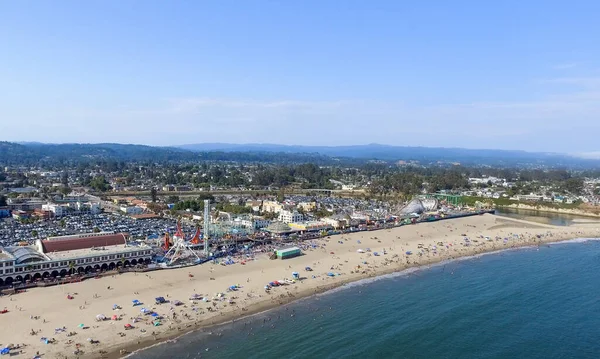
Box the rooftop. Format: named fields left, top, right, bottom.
left=0, top=250, right=15, bottom=262
left=44, top=242, right=150, bottom=261
left=264, top=221, right=294, bottom=234
left=40, top=233, right=127, bottom=253
left=3, top=246, right=48, bottom=264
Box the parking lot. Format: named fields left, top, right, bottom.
left=0, top=213, right=192, bottom=245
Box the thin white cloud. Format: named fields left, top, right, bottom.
left=552, top=63, right=578, bottom=70
left=544, top=77, right=600, bottom=88
left=167, top=97, right=347, bottom=113
left=4, top=71, right=600, bottom=152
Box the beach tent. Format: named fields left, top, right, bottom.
left=112, top=315, right=118, bottom=321
left=0, top=348, right=9, bottom=355
left=292, top=272, right=299, bottom=279
left=155, top=297, right=167, bottom=304
left=173, top=300, right=183, bottom=306
left=95, top=314, right=106, bottom=321
left=305, top=266, right=313, bottom=271
left=132, top=299, right=141, bottom=306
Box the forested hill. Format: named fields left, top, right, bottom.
left=179, top=143, right=600, bottom=168
left=0, top=142, right=346, bottom=165
left=2, top=141, right=599, bottom=168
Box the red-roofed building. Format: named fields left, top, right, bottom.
left=39, top=232, right=127, bottom=253
left=0, top=232, right=154, bottom=287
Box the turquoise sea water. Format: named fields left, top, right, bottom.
left=130, top=239, right=600, bottom=359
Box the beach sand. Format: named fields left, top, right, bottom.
left=1, top=214, right=599, bottom=358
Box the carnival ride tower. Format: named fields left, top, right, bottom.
left=164, top=219, right=201, bottom=265
left=203, top=199, right=210, bottom=256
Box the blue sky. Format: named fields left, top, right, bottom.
left=1, top=1, right=600, bottom=154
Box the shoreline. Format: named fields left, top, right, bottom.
left=114, top=226, right=600, bottom=358
left=3, top=214, right=599, bottom=359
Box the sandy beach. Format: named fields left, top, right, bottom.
left=1, top=214, right=599, bottom=359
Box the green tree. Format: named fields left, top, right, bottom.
left=61, top=171, right=69, bottom=187
left=166, top=195, right=180, bottom=204
left=563, top=178, right=584, bottom=194
left=197, top=193, right=215, bottom=202
left=150, top=187, right=158, bottom=203
left=90, top=176, right=111, bottom=192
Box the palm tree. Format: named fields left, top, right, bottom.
left=68, top=261, right=76, bottom=275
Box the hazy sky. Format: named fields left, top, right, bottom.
left=1, top=1, right=600, bottom=153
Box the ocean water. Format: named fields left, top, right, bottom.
left=130, top=239, right=600, bottom=359
left=494, top=208, right=590, bottom=226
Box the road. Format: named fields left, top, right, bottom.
left=100, top=188, right=365, bottom=198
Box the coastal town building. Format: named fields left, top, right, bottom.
left=264, top=221, right=294, bottom=236
left=296, top=201, right=317, bottom=212
left=240, top=217, right=271, bottom=229
left=12, top=210, right=31, bottom=220
left=278, top=210, right=304, bottom=223
left=287, top=221, right=333, bottom=232
left=42, top=202, right=101, bottom=217
left=0, top=232, right=152, bottom=287
left=120, top=206, right=144, bottom=215
left=322, top=216, right=349, bottom=229
left=262, top=200, right=284, bottom=214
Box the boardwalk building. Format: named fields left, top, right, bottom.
left=0, top=232, right=152, bottom=286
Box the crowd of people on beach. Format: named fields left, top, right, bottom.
left=1, top=215, right=599, bottom=358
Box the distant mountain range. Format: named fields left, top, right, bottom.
left=1, top=141, right=599, bottom=168
left=177, top=143, right=597, bottom=168
left=0, top=142, right=341, bottom=165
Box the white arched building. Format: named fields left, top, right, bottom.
left=0, top=232, right=153, bottom=287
